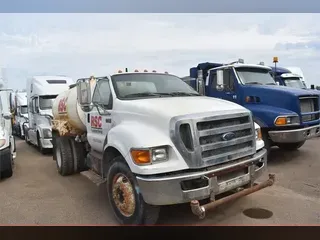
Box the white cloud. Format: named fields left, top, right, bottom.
left=1, top=13, right=320, bottom=88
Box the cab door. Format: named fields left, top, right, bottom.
left=208, top=68, right=239, bottom=104
left=86, top=78, right=113, bottom=154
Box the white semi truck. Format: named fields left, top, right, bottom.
left=0, top=89, right=16, bottom=179
left=51, top=70, right=274, bottom=225
left=25, top=75, right=74, bottom=154
left=10, top=90, right=28, bottom=139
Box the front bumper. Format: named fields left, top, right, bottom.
left=136, top=148, right=267, bottom=206
left=268, top=124, right=320, bottom=143
left=41, top=138, right=53, bottom=149
left=0, top=147, right=12, bottom=173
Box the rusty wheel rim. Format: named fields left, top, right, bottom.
left=112, top=173, right=136, bottom=217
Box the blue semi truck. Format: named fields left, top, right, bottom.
left=183, top=59, right=320, bottom=153
left=269, top=66, right=307, bottom=89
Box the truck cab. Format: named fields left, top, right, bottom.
left=269, top=66, right=307, bottom=89
left=51, top=70, right=274, bottom=225
left=11, top=91, right=28, bottom=139
left=185, top=60, right=320, bottom=153
left=25, top=76, right=74, bottom=154
left=0, top=91, right=16, bottom=179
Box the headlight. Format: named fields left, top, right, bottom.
left=274, top=116, right=300, bottom=126
left=42, top=129, right=52, bottom=138
left=131, top=147, right=168, bottom=165
left=0, top=139, right=6, bottom=148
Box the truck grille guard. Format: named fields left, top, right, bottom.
left=299, top=96, right=320, bottom=123
left=170, top=110, right=256, bottom=169
left=190, top=174, right=275, bottom=219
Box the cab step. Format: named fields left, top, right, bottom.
left=80, top=170, right=106, bottom=186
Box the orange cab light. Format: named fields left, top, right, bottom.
left=275, top=117, right=287, bottom=126
left=245, top=96, right=254, bottom=103
left=131, top=149, right=151, bottom=164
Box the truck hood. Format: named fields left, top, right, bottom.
left=115, top=96, right=248, bottom=126
left=242, top=85, right=320, bottom=111
left=247, top=85, right=320, bottom=97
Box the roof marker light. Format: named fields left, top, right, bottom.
left=238, top=58, right=244, bottom=64
left=118, top=70, right=123, bottom=73
left=144, top=69, right=148, bottom=72
left=259, top=62, right=265, bottom=65
left=164, top=71, right=169, bottom=74
left=134, top=69, right=139, bottom=72
left=152, top=70, right=157, bottom=73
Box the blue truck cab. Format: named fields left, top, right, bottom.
left=269, top=66, right=307, bottom=89
left=185, top=60, right=320, bottom=153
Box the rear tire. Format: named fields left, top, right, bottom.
left=0, top=153, right=13, bottom=179
left=69, top=138, right=88, bottom=173
left=55, top=137, right=74, bottom=176
left=276, top=140, right=306, bottom=151
left=106, top=156, right=160, bottom=225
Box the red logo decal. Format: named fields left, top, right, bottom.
left=91, top=115, right=102, bottom=128
left=58, top=97, right=67, bottom=113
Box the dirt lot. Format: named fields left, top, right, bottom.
left=0, top=138, right=319, bottom=225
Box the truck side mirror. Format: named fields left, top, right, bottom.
left=216, top=69, right=224, bottom=91
left=77, top=79, right=91, bottom=107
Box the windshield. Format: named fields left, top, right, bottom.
left=21, top=106, right=28, bottom=114
left=283, top=77, right=306, bottom=89
left=236, top=67, right=277, bottom=85
left=111, top=73, right=200, bottom=99
left=39, top=95, right=57, bottom=110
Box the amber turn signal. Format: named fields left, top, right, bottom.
left=275, top=117, right=287, bottom=126
left=131, top=149, right=151, bottom=164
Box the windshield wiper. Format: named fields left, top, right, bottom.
left=124, top=92, right=163, bottom=98
left=245, top=82, right=263, bottom=85
left=165, top=91, right=200, bottom=96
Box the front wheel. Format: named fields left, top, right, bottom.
left=106, top=156, right=160, bottom=225
left=276, top=141, right=306, bottom=151
left=262, top=130, right=272, bottom=155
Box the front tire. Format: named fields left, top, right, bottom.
left=106, top=156, right=160, bottom=225
left=37, top=133, right=48, bottom=154
left=276, top=140, right=306, bottom=151
left=262, top=130, right=272, bottom=155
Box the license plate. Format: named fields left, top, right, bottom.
left=218, top=174, right=250, bottom=192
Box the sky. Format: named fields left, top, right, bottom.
left=1, top=13, right=320, bottom=89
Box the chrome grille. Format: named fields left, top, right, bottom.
left=170, top=110, right=256, bottom=169
left=299, top=97, right=319, bottom=122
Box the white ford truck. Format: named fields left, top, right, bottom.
left=51, top=70, right=274, bottom=225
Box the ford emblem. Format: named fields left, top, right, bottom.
left=221, top=132, right=236, bottom=141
